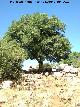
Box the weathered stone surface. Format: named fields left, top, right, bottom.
left=0, top=80, right=13, bottom=89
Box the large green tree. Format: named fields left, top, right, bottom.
left=4, top=13, right=71, bottom=70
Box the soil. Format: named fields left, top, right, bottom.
left=0, top=73, right=80, bottom=107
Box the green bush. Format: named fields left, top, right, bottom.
left=0, top=59, right=22, bottom=81
left=42, top=63, right=52, bottom=69
left=0, top=39, right=26, bottom=81
left=60, top=52, right=80, bottom=68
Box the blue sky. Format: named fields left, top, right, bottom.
left=0, top=0, right=80, bottom=69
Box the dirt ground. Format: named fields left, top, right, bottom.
left=0, top=73, right=80, bottom=107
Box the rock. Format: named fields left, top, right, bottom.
left=1, top=80, right=13, bottom=89
left=59, top=64, right=68, bottom=70
left=75, top=103, right=80, bottom=107
left=70, top=68, right=78, bottom=73
left=63, top=65, right=73, bottom=73
left=54, top=72, right=63, bottom=77
left=52, top=68, right=56, bottom=72
left=45, top=72, right=49, bottom=76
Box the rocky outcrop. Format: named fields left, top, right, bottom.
left=52, top=64, right=80, bottom=77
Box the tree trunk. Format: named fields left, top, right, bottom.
left=38, top=60, right=43, bottom=71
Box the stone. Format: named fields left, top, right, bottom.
left=1, top=80, right=13, bottom=89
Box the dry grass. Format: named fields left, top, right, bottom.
left=0, top=74, right=80, bottom=107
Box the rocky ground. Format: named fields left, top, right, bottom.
left=0, top=72, right=80, bottom=107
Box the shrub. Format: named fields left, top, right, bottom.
left=0, top=59, right=22, bottom=81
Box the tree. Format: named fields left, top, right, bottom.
left=0, top=38, right=27, bottom=80
left=61, top=52, right=80, bottom=68
left=4, top=13, right=71, bottom=70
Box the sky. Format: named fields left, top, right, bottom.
left=0, top=0, right=80, bottom=70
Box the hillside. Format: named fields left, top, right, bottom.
left=0, top=72, right=80, bottom=107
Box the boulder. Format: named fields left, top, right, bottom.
left=59, top=64, right=68, bottom=70
left=1, top=80, right=13, bottom=89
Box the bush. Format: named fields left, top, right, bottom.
left=0, top=59, right=22, bottom=81
left=1, top=69, right=21, bottom=81
left=60, top=52, right=80, bottom=68
left=0, top=37, right=27, bottom=81
left=42, top=63, right=52, bottom=74
left=43, top=63, right=52, bottom=69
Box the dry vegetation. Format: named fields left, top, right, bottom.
left=1, top=72, right=80, bottom=107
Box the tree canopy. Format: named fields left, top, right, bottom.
left=61, top=52, right=80, bottom=68
left=4, top=13, right=71, bottom=69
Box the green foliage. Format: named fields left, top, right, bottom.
left=0, top=38, right=27, bottom=81
left=4, top=13, right=71, bottom=69
left=61, top=52, right=80, bottom=68
left=42, top=63, right=52, bottom=69
left=0, top=60, right=22, bottom=81
left=36, top=63, right=52, bottom=69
